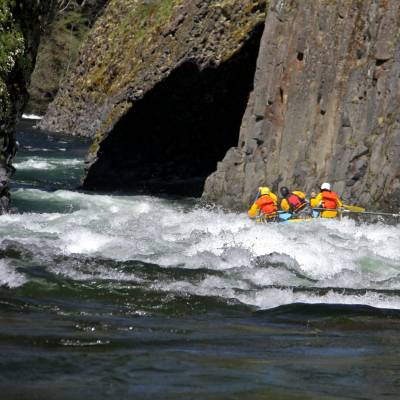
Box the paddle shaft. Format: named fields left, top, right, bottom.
left=312, top=208, right=400, bottom=218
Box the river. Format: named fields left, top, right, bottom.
left=0, top=120, right=399, bottom=399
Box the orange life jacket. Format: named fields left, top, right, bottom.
left=322, top=191, right=339, bottom=210
left=256, top=195, right=277, bottom=215
left=287, top=193, right=306, bottom=212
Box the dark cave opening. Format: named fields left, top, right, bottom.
left=84, top=24, right=264, bottom=196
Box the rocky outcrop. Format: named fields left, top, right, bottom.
left=203, top=0, right=400, bottom=211
left=25, top=0, right=108, bottom=115
left=0, top=1, right=52, bottom=212
left=39, top=0, right=267, bottom=194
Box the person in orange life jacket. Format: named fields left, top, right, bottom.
left=248, top=186, right=278, bottom=220
left=279, top=186, right=308, bottom=216
left=310, top=182, right=343, bottom=218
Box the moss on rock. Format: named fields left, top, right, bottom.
left=39, top=0, right=268, bottom=138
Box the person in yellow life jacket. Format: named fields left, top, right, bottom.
left=310, top=182, right=343, bottom=218
left=279, top=187, right=308, bottom=216
left=248, top=186, right=278, bottom=221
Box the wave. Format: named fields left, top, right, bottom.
left=0, top=259, right=27, bottom=288
left=14, top=157, right=83, bottom=170
left=23, top=146, right=66, bottom=152
left=1, top=188, right=400, bottom=311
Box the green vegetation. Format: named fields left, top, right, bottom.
left=0, top=0, right=51, bottom=189
left=27, top=8, right=92, bottom=113
left=1, top=0, right=52, bottom=118
left=27, top=0, right=108, bottom=114
left=84, top=0, right=183, bottom=94
left=0, top=0, right=25, bottom=116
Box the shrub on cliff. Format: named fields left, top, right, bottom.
left=26, top=0, right=108, bottom=114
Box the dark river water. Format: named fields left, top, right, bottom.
left=0, top=120, right=399, bottom=399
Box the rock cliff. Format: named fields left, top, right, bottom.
left=39, top=0, right=268, bottom=195
left=41, top=0, right=400, bottom=211
left=0, top=0, right=52, bottom=212
left=204, top=0, right=400, bottom=211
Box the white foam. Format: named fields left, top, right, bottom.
left=0, top=259, right=27, bottom=288
left=14, top=160, right=53, bottom=170
left=24, top=146, right=51, bottom=152
left=22, top=113, right=43, bottom=120
left=238, top=288, right=400, bottom=310
left=62, top=229, right=113, bottom=254
left=14, top=157, right=83, bottom=170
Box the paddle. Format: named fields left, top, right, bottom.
left=251, top=189, right=261, bottom=205
left=343, top=209, right=400, bottom=218
left=312, top=208, right=400, bottom=218
left=343, top=204, right=365, bottom=212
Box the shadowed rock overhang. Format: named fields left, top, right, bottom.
left=39, top=0, right=268, bottom=197
left=83, top=24, right=265, bottom=196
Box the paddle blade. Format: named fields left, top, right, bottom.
left=343, top=204, right=365, bottom=213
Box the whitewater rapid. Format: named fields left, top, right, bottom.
left=2, top=186, right=400, bottom=311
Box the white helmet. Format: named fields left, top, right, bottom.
left=321, top=182, right=331, bottom=191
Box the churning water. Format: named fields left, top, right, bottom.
left=1, top=121, right=400, bottom=399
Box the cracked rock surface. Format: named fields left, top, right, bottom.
left=203, top=0, right=400, bottom=211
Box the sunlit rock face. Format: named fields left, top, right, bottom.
left=0, top=1, right=52, bottom=212
left=39, top=0, right=268, bottom=194
left=203, top=0, right=400, bottom=211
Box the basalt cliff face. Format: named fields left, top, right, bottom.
left=39, top=0, right=268, bottom=195
left=204, top=0, right=400, bottom=211
left=0, top=0, right=52, bottom=212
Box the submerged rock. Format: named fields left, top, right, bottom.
left=204, top=0, right=400, bottom=211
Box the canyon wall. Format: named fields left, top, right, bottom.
left=40, top=0, right=400, bottom=211
left=204, top=0, right=400, bottom=211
